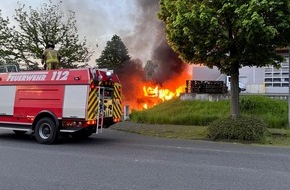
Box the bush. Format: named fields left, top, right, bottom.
left=208, top=116, right=268, bottom=142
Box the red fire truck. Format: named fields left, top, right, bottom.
left=0, top=67, right=122, bottom=144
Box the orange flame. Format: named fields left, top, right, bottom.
left=143, top=85, right=184, bottom=101
left=142, top=84, right=185, bottom=109
left=122, top=65, right=192, bottom=111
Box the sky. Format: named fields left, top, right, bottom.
left=0, top=0, right=161, bottom=66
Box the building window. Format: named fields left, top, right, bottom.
left=273, top=83, right=281, bottom=87
left=264, top=56, right=289, bottom=88
left=273, top=78, right=281, bottom=82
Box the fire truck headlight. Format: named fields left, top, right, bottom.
left=106, top=71, right=112, bottom=77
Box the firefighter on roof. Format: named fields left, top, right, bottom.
left=41, top=42, right=61, bottom=70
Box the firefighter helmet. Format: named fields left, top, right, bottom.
left=46, top=42, right=55, bottom=49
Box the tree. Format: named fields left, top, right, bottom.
left=0, top=1, right=90, bottom=70
left=159, top=0, right=290, bottom=119
left=0, top=11, right=17, bottom=64
left=96, top=35, right=131, bottom=71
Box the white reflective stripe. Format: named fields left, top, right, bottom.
left=0, top=86, right=16, bottom=115
left=63, top=85, right=88, bottom=119
left=0, top=128, right=31, bottom=131
left=8, top=72, right=48, bottom=75
left=0, top=121, right=31, bottom=125
left=59, top=129, right=77, bottom=132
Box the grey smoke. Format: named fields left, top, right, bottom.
left=52, top=0, right=189, bottom=110
left=59, top=0, right=138, bottom=55
left=60, top=0, right=186, bottom=84
left=127, top=0, right=186, bottom=85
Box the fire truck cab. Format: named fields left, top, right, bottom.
left=0, top=67, right=122, bottom=144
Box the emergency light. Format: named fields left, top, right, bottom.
left=106, top=71, right=112, bottom=77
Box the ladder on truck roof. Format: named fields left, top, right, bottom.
left=96, top=86, right=105, bottom=134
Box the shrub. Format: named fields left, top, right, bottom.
left=208, top=116, right=268, bottom=142
left=240, top=97, right=258, bottom=113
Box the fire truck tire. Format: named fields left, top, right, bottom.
left=35, top=117, right=58, bottom=144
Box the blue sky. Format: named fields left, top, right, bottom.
left=0, top=0, right=152, bottom=63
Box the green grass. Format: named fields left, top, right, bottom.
left=112, top=121, right=290, bottom=147
left=112, top=95, right=290, bottom=146
left=112, top=121, right=208, bottom=140
left=240, top=96, right=288, bottom=128
left=131, top=98, right=229, bottom=126
left=130, top=95, right=288, bottom=129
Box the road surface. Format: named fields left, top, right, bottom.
left=0, top=129, right=289, bottom=190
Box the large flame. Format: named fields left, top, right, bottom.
left=139, top=84, right=185, bottom=110
left=121, top=64, right=192, bottom=111
left=138, top=66, right=190, bottom=110
left=143, top=85, right=184, bottom=102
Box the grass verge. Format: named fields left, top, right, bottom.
left=112, top=121, right=290, bottom=147
left=117, top=95, right=290, bottom=146
left=130, top=96, right=288, bottom=128
left=112, top=121, right=207, bottom=140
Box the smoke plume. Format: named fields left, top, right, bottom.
left=59, top=0, right=189, bottom=109
left=60, top=0, right=186, bottom=83
left=124, top=0, right=186, bottom=85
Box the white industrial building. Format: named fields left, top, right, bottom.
left=192, top=52, right=289, bottom=94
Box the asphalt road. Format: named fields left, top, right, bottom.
left=0, top=128, right=290, bottom=190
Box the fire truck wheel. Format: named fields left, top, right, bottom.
left=35, top=117, right=58, bottom=144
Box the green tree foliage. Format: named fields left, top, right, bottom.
left=0, top=1, right=90, bottom=70
left=0, top=11, right=16, bottom=64
left=96, top=35, right=130, bottom=71
left=158, top=0, right=290, bottom=118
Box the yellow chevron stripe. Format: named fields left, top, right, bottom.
left=114, top=84, right=121, bottom=98
left=88, top=80, right=98, bottom=120
left=113, top=84, right=122, bottom=119
left=113, top=107, right=122, bottom=119
left=88, top=100, right=97, bottom=119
